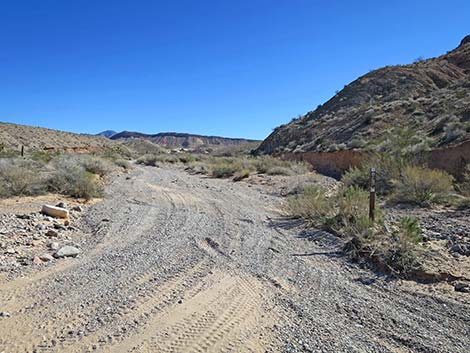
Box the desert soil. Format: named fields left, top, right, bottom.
left=0, top=165, right=469, bottom=353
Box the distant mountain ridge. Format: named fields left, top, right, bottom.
left=110, top=131, right=258, bottom=149
left=256, top=35, right=470, bottom=155
left=96, top=130, right=117, bottom=138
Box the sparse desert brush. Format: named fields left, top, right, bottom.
left=177, top=153, right=198, bottom=164
left=79, top=155, right=113, bottom=177
left=391, top=165, right=454, bottom=205
left=136, top=154, right=159, bottom=166
left=210, top=160, right=240, bottom=178
left=186, top=161, right=209, bottom=174
left=286, top=185, right=335, bottom=225
left=266, top=166, right=292, bottom=176
left=286, top=184, right=424, bottom=276
left=47, top=161, right=103, bottom=200
left=342, top=154, right=403, bottom=193
left=114, top=158, right=131, bottom=170
left=0, top=158, right=46, bottom=197
left=233, top=169, right=251, bottom=182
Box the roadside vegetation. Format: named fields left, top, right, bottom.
left=0, top=146, right=131, bottom=200
left=135, top=148, right=311, bottom=180
left=286, top=184, right=424, bottom=276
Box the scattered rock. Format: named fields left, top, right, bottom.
left=35, top=224, right=45, bottom=231
left=0, top=312, right=11, bottom=318
left=72, top=205, right=83, bottom=212
left=49, top=242, right=60, bottom=251
left=56, top=202, right=68, bottom=209
left=454, top=281, right=470, bottom=293
left=33, top=256, right=44, bottom=264
left=54, top=246, right=80, bottom=258
left=39, top=254, right=54, bottom=262
left=5, top=248, right=16, bottom=254
left=53, top=223, right=66, bottom=230
left=64, top=220, right=70, bottom=227
left=41, top=205, right=69, bottom=219
left=46, top=230, right=59, bottom=237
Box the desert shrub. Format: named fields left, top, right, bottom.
left=342, top=154, right=404, bottom=194
left=47, top=156, right=104, bottom=200
left=233, top=169, right=251, bottom=182
left=210, top=161, right=240, bottom=178
left=47, top=161, right=103, bottom=200
left=286, top=185, right=335, bottom=225
left=391, top=165, right=454, bottom=205
left=186, top=161, right=209, bottom=174
left=114, top=159, right=131, bottom=170
left=287, top=184, right=423, bottom=276
left=456, top=165, right=470, bottom=197
left=136, top=154, right=159, bottom=167
left=177, top=153, right=197, bottom=164
left=267, top=166, right=292, bottom=176
left=29, top=150, right=60, bottom=163
left=0, top=158, right=46, bottom=197
left=80, top=156, right=113, bottom=177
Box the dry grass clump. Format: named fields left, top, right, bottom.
left=286, top=185, right=424, bottom=276
left=0, top=158, right=46, bottom=197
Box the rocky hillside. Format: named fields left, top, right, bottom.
left=111, top=131, right=258, bottom=149
left=257, top=36, right=470, bottom=155
left=0, top=122, right=115, bottom=151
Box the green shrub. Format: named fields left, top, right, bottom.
left=0, top=158, right=46, bottom=197
left=391, top=165, right=454, bottom=205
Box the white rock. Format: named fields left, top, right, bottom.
left=54, top=246, right=80, bottom=258
left=41, top=205, right=69, bottom=219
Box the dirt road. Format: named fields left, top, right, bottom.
left=1, top=165, right=468, bottom=352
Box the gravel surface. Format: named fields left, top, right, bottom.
left=0, top=165, right=469, bottom=352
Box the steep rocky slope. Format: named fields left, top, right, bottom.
left=111, top=131, right=258, bottom=149
left=0, top=122, right=115, bottom=152
left=257, top=36, right=470, bottom=154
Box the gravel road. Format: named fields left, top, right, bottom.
left=0, top=165, right=469, bottom=352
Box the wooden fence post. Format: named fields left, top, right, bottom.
left=369, top=168, right=376, bottom=222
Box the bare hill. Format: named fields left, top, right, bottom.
left=111, top=131, right=258, bottom=149
left=257, top=36, right=470, bottom=155
left=0, top=122, right=115, bottom=152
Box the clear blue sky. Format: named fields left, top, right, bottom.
left=1, top=1, right=469, bottom=140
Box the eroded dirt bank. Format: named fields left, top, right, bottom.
left=0, top=165, right=469, bottom=352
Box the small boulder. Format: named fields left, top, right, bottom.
left=72, top=205, right=83, bottom=212
left=454, top=281, right=470, bottom=293
left=56, top=202, right=68, bottom=209
left=33, top=256, right=44, bottom=265
left=39, top=253, right=54, bottom=262
left=46, top=230, right=59, bottom=237
left=41, top=205, right=69, bottom=219
left=0, top=311, right=11, bottom=318
left=49, top=242, right=60, bottom=251
left=54, top=246, right=80, bottom=258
